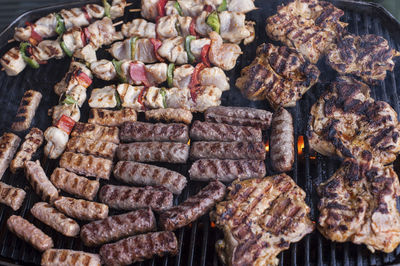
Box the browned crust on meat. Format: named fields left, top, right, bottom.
left=41, top=249, right=101, bottom=266
left=12, top=90, right=42, bottom=132
left=0, top=181, right=26, bottom=211
left=88, top=108, right=137, bottom=127
left=71, top=122, right=120, bottom=144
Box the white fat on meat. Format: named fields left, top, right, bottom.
left=141, top=0, right=159, bottom=20
left=190, top=38, right=210, bottom=59
left=117, top=84, right=144, bottom=110
left=62, top=27, right=85, bottom=54
left=44, top=127, right=69, bottom=159
left=219, top=11, right=251, bottom=43
left=173, top=65, right=194, bottom=89
left=87, top=17, right=123, bottom=49
left=135, top=39, right=158, bottom=63
left=85, top=4, right=105, bottom=19
left=157, top=15, right=179, bottom=40
left=208, top=31, right=241, bottom=70
left=0, top=47, right=27, bottom=76
left=199, top=67, right=229, bottom=91
left=67, top=85, right=87, bottom=107
left=32, top=40, right=64, bottom=61
left=227, top=0, right=256, bottom=13
left=60, top=8, right=89, bottom=29
left=158, top=37, right=188, bottom=65
left=122, top=19, right=156, bottom=39
left=145, top=86, right=165, bottom=109
left=49, top=104, right=81, bottom=124
left=145, top=63, right=168, bottom=85
left=90, top=60, right=116, bottom=81
left=88, top=85, right=117, bottom=108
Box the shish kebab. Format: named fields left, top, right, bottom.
left=140, top=0, right=256, bottom=21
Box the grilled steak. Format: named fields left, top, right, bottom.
left=189, top=159, right=266, bottom=182
left=190, top=141, right=266, bottom=160
left=0, top=181, right=26, bottom=211
left=0, top=132, right=21, bottom=179
left=66, top=136, right=118, bottom=159
left=41, top=249, right=101, bottom=266
left=318, top=159, right=400, bottom=253
left=145, top=108, right=193, bottom=124
left=54, top=196, right=109, bottom=221
left=327, top=34, right=400, bottom=84
left=190, top=121, right=262, bottom=142
left=24, top=160, right=58, bottom=203
left=159, top=180, right=226, bottom=231
left=88, top=108, right=137, bottom=127
left=71, top=122, right=120, bottom=144
left=99, top=184, right=173, bottom=212
left=308, top=76, right=400, bottom=165
left=113, top=161, right=187, bottom=194
left=99, top=231, right=178, bottom=266
left=12, top=90, right=42, bottom=131
left=211, top=174, right=314, bottom=266
left=236, top=43, right=320, bottom=108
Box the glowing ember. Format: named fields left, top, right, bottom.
left=265, top=140, right=269, bottom=152
left=210, top=221, right=216, bottom=228
left=187, top=139, right=191, bottom=145
left=297, top=136, right=305, bottom=155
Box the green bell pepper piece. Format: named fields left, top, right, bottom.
left=174, top=2, right=183, bottom=16
left=217, top=0, right=227, bottom=12
left=160, top=87, right=167, bottom=108
left=55, top=14, right=66, bottom=36
left=206, top=11, right=220, bottom=34
left=19, top=42, right=39, bottom=69
left=185, top=35, right=196, bottom=64
left=112, top=59, right=127, bottom=83
left=167, top=63, right=175, bottom=88
left=60, top=41, right=73, bottom=57
left=130, top=37, right=138, bottom=60
left=61, top=95, right=77, bottom=105
left=102, top=0, right=111, bottom=18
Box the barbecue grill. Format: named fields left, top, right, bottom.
left=0, top=0, right=400, bottom=265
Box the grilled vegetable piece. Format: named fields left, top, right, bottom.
left=99, top=184, right=173, bottom=212
left=0, top=182, right=26, bottom=210
left=41, top=249, right=101, bottom=266
left=145, top=108, right=193, bottom=124
left=11, top=90, right=42, bottom=131
left=66, top=136, right=118, bottom=160
left=99, top=231, right=178, bottom=266
left=88, top=108, right=137, bottom=127
left=24, top=160, right=58, bottom=203
left=160, top=180, right=226, bottom=231
left=71, top=122, right=120, bottom=144
left=190, top=141, right=266, bottom=160
left=80, top=208, right=156, bottom=247
left=50, top=168, right=99, bottom=201
left=54, top=196, right=109, bottom=221
left=211, top=174, right=314, bottom=266
left=7, top=215, right=53, bottom=252
left=0, top=132, right=21, bottom=179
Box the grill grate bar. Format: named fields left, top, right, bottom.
left=187, top=220, right=198, bottom=266
left=200, top=216, right=209, bottom=266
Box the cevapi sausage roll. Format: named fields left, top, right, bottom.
left=204, top=106, right=272, bottom=130
left=66, top=136, right=118, bottom=159
left=0, top=181, right=26, bottom=210
left=88, top=108, right=137, bottom=127
left=50, top=168, right=99, bottom=201
left=10, top=127, right=43, bottom=173
left=0, top=132, right=21, bottom=179
left=113, top=161, right=187, bottom=194
left=7, top=215, right=53, bottom=252
left=117, top=142, right=189, bottom=163
left=270, top=107, right=294, bottom=172
left=11, top=90, right=42, bottom=132
left=41, top=249, right=101, bottom=266
left=99, top=231, right=178, bottom=266
left=71, top=122, right=120, bottom=144
left=189, top=159, right=266, bottom=182
left=31, top=202, right=80, bottom=237
left=54, top=196, right=109, bottom=221
left=145, top=108, right=193, bottom=124
left=159, top=180, right=226, bottom=231
left=190, top=121, right=262, bottom=142
left=59, top=152, right=113, bottom=180
left=24, top=160, right=58, bottom=203
left=190, top=141, right=266, bottom=160
left=80, top=208, right=156, bottom=247
left=99, top=184, right=173, bottom=212
left=120, top=121, right=189, bottom=143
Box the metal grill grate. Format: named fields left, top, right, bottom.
left=0, top=0, right=400, bottom=265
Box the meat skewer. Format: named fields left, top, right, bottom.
left=190, top=141, right=266, bottom=160
left=80, top=208, right=157, bottom=247
left=113, top=161, right=187, bottom=194
left=0, top=182, right=26, bottom=211
left=41, top=249, right=101, bottom=266
left=54, top=196, right=109, bottom=221
left=11, top=90, right=42, bottom=132
left=0, top=133, right=21, bottom=179
left=88, top=108, right=137, bottom=127
left=145, top=108, right=193, bottom=124
left=66, top=136, right=118, bottom=160
left=71, top=122, right=120, bottom=144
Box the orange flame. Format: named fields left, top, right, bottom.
left=187, top=139, right=191, bottom=145
left=297, top=136, right=305, bottom=155
left=210, top=221, right=216, bottom=228
left=265, top=140, right=269, bottom=152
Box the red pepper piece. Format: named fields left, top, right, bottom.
left=76, top=70, right=92, bottom=88
left=157, top=0, right=168, bottom=17
left=81, top=31, right=87, bottom=46
left=189, top=18, right=198, bottom=37
left=137, top=87, right=148, bottom=110
left=82, top=6, right=92, bottom=23
left=84, top=28, right=91, bottom=44
left=149, top=38, right=164, bottom=62
left=56, top=115, right=76, bottom=135
left=204, top=5, right=214, bottom=12
left=189, top=63, right=206, bottom=103
left=129, top=62, right=151, bottom=87
left=200, top=44, right=211, bottom=67
left=25, top=22, right=43, bottom=45
left=190, top=86, right=203, bottom=103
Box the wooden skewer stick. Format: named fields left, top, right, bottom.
left=112, top=21, right=123, bottom=27
left=1, top=68, right=4, bottom=71
left=129, top=8, right=141, bottom=12
left=126, top=2, right=133, bottom=7
left=7, top=39, right=15, bottom=43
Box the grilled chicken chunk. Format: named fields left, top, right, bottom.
left=318, top=159, right=400, bottom=253
left=327, top=34, right=400, bottom=84
left=208, top=31, right=241, bottom=71
left=236, top=43, right=320, bottom=108
left=211, top=174, right=314, bottom=266
left=0, top=47, right=26, bottom=76
left=122, top=18, right=156, bottom=39
left=308, top=76, right=400, bottom=165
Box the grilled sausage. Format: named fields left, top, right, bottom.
left=50, top=168, right=99, bottom=201
left=0, top=181, right=26, bottom=210
left=190, top=141, right=266, bottom=160
left=0, top=132, right=21, bottom=179
left=80, top=208, right=156, bottom=247
left=24, top=160, right=58, bottom=203
left=10, top=127, right=43, bottom=173
left=88, top=108, right=137, bottom=127
left=7, top=215, right=53, bottom=252
left=270, top=107, right=294, bottom=172
left=54, top=196, right=109, bottom=221
left=113, top=161, right=187, bottom=194
left=159, top=180, right=226, bottom=231
left=31, top=202, right=80, bottom=237
left=99, top=231, right=178, bottom=266
left=11, top=90, right=42, bottom=131
left=189, top=159, right=266, bottom=182
left=41, top=249, right=101, bottom=266
left=59, top=152, right=113, bottom=180
left=117, top=142, right=189, bottom=163
left=190, top=121, right=262, bottom=142
left=145, top=108, right=193, bottom=124
left=71, top=122, right=120, bottom=144
left=120, top=121, right=189, bottom=143
left=99, top=184, right=173, bottom=212
left=205, top=106, right=272, bottom=130
left=66, top=136, right=118, bottom=159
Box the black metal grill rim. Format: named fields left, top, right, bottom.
left=0, top=0, right=400, bottom=265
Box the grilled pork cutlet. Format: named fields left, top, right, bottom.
left=211, top=174, right=314, bottom=266
left=308, top=76, right=400, bottom=165
left=318, top=159, right=400, bottom=253
left=266, top=0, right=347, bottom=64
left=236, top=43, right=320, bottom=108
left=327, top=34, right=400, bottom=84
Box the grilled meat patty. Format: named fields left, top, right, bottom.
left=0, top=181, right=26, bottom=211
left=66, top=136, right=118, bottom=160
left=236, top=43, right=320, bottom=108
left=327, top=34, right=400, bottom=84
left=318, top=159, right=400, bottom=253
left=211, top=174, right=314, bottom=266
left=41, top=249, right=101, bottom=266
left=308, top=76, right=400, bottom=165
left=12, top=90, right=42, bottom=132
left=0, top=133, right=21, bottom=179
left=144, top=108, right=193, bottom=124
left=88, top=108, right=137, bottom=127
